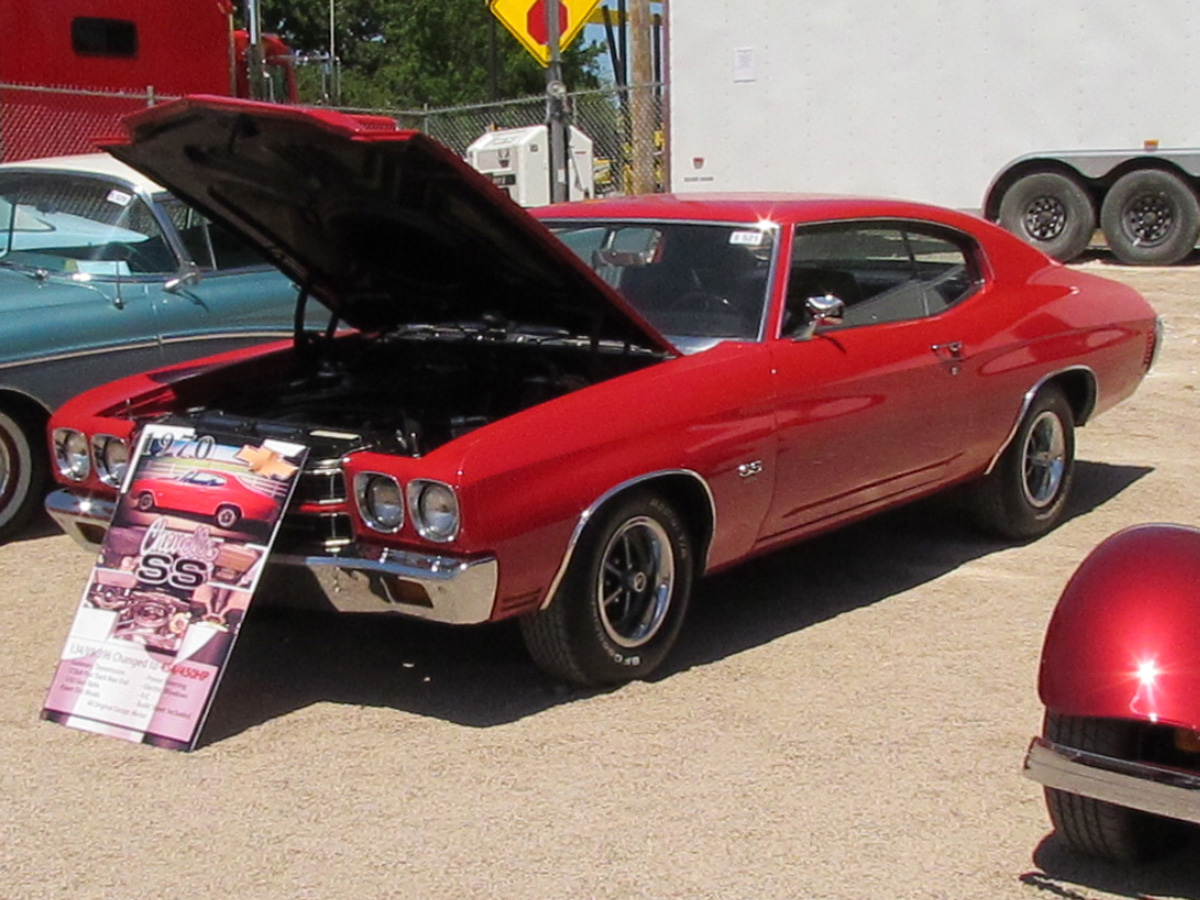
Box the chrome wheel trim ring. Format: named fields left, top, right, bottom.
left=0, top=432, right=13, bottom=509
left=596, top=515, right=675, bottom=649
left=1022, top=410, right=1067, bottom=509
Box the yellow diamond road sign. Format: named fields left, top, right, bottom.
left=489, top=0, right=601, bottom=67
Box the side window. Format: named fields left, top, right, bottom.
left=71, top=18, right=138, bottom=57
left=162, top=200, right=267, bottom=271
left=785, top=222, right=981, bottom=333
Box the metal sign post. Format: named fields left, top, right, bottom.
left=545, top=2, right=568, bottom=203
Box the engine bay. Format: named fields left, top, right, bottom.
left=170, top=329, right=662, bottom=458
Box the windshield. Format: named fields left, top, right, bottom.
left=0, top=173, right=175, bottom=277
left=547, top=220, right=776, bottom=348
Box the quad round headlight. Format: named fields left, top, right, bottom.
left=354, top=473, right=404, bottom=532
left=408, top=480, right=460, bottom=542
left=53, top=428, right=90, bottom=482
left=92, top=435, right=129, bottom=487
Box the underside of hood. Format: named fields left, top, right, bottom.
left=102, top=96, right=674, bottom=354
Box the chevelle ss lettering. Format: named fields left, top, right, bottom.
left=46, top=97, right=1159, bottom=685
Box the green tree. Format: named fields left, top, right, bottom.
left=260, top=0, right=603, bottom=108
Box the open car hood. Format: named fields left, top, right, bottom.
left=102, top=96, right=675, bottom=354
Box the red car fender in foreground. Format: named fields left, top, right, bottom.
left=1039, top=524, right=1200, bottom=733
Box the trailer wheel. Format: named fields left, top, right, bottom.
left=998, top=172, right=1095, bottom=261
left=1100, top=169, right=1200, bottom=266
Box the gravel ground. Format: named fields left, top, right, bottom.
left=2, top=261, right=1198, bottom=900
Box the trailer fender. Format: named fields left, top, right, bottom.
left=1039, top=524, right=1200, bottom=732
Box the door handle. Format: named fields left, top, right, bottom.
left=931, top=341, right=964, bottom=361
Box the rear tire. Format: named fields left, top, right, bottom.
left=520, top=491, right=693, bottom=686
left=0, top=408, right=46, bottom=541
left=998, top=172, right=1096, bottom=262
left=971, top=386, right=1074, bottom=540
left=1043, top=712, right=1188, bottom=863
left=1100, top=169, right=1200, bottom=266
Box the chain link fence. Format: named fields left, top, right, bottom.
left=0, top=81, right=666, bottom=196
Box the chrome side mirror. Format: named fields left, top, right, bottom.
left=164, top=263, right=202, bottom=294
left=792, top=293, right=846, bottom=340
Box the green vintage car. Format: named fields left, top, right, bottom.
left=0, top=153, right=308, bottom=539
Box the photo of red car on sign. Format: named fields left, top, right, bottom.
left=128, top=464, right=285, bottom=533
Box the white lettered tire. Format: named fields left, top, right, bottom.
left=520, top=491, right=694, bottom=686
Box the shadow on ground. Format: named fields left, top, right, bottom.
left=1020, top=829, right=1200, bottom=900
left=199, top=459, right=1151, bottom=745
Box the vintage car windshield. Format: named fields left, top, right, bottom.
left=547, top=220, right=776, bottom=350
left=0, top=172, right=176, bottom=278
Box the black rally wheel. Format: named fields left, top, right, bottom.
left=520, top=491, right=694, bottom=686
left=997, top=172, right=1096, bottom=262
left=1043, top=713, right=1188, bottom=863
left=1100, top=169, right=1200, bottom=266
left=971, top=386, right=1074, bottom=540
left=0, top=408, right=45, bottom=541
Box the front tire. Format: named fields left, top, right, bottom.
left=998, top=172, right=1096, bottom=262
left=520, top=491, right=694, bottom=686
left=215, top=505, right=241, bottom=529
left=971, top=386, right=1074, bottom=540
left=1043, top=713, right=1188, bottom=863
left=1100, top=169, right=1200, bottom=266
left=0, top=408, right=46, bottom=541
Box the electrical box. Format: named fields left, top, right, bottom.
left=467, top=124, right=595, bottom=206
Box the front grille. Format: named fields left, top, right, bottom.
left=277, top=511, right=354, bottom=553
left=282, top=457, right=351, bottom=553
left=296, top=464, right=348, bottom=504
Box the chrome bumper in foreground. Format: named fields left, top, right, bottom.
left=1023, top=736, right=1200, bottom=825
left=46, top=489, right=499, bottom=625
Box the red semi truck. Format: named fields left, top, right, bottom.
left=0, top=0, right=295, bottom=161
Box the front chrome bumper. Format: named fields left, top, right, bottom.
left=1023, top=736, right=1200, bottom=825
left=46, top=489, right=499, bottom=625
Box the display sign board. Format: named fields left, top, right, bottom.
left=489, top=0, right=600, bottom=66
left=42, top=424, right=307, bottom=751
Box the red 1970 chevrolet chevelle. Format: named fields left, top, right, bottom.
left=46, top=97, right=1159, bottom=685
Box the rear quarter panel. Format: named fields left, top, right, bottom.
left=953, top=231, right=1156, bottom=463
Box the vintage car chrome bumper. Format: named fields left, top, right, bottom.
left=45, top=489, right=499, bottom=625
left=1024, top=736, right=1200, bottom=825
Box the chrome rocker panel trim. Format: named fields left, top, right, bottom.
left=45, top=489, right=497, bottom=625
left=1023, top=736, right=1200, bottom=826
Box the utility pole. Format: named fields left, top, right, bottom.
left=245, top=0, right=265, bottom=99
left=629, top=0, right=655, bottom=194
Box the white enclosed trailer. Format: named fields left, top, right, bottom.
left=666, top=0, right=1200, bottom=264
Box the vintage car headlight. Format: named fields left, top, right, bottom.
left=354, top=473, right=404, bottom=532
left=92, top=435, right=129, bottom=487
left=53, top=428, right=91, bottom=482
left=407, top=480, right=460, bottom=542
